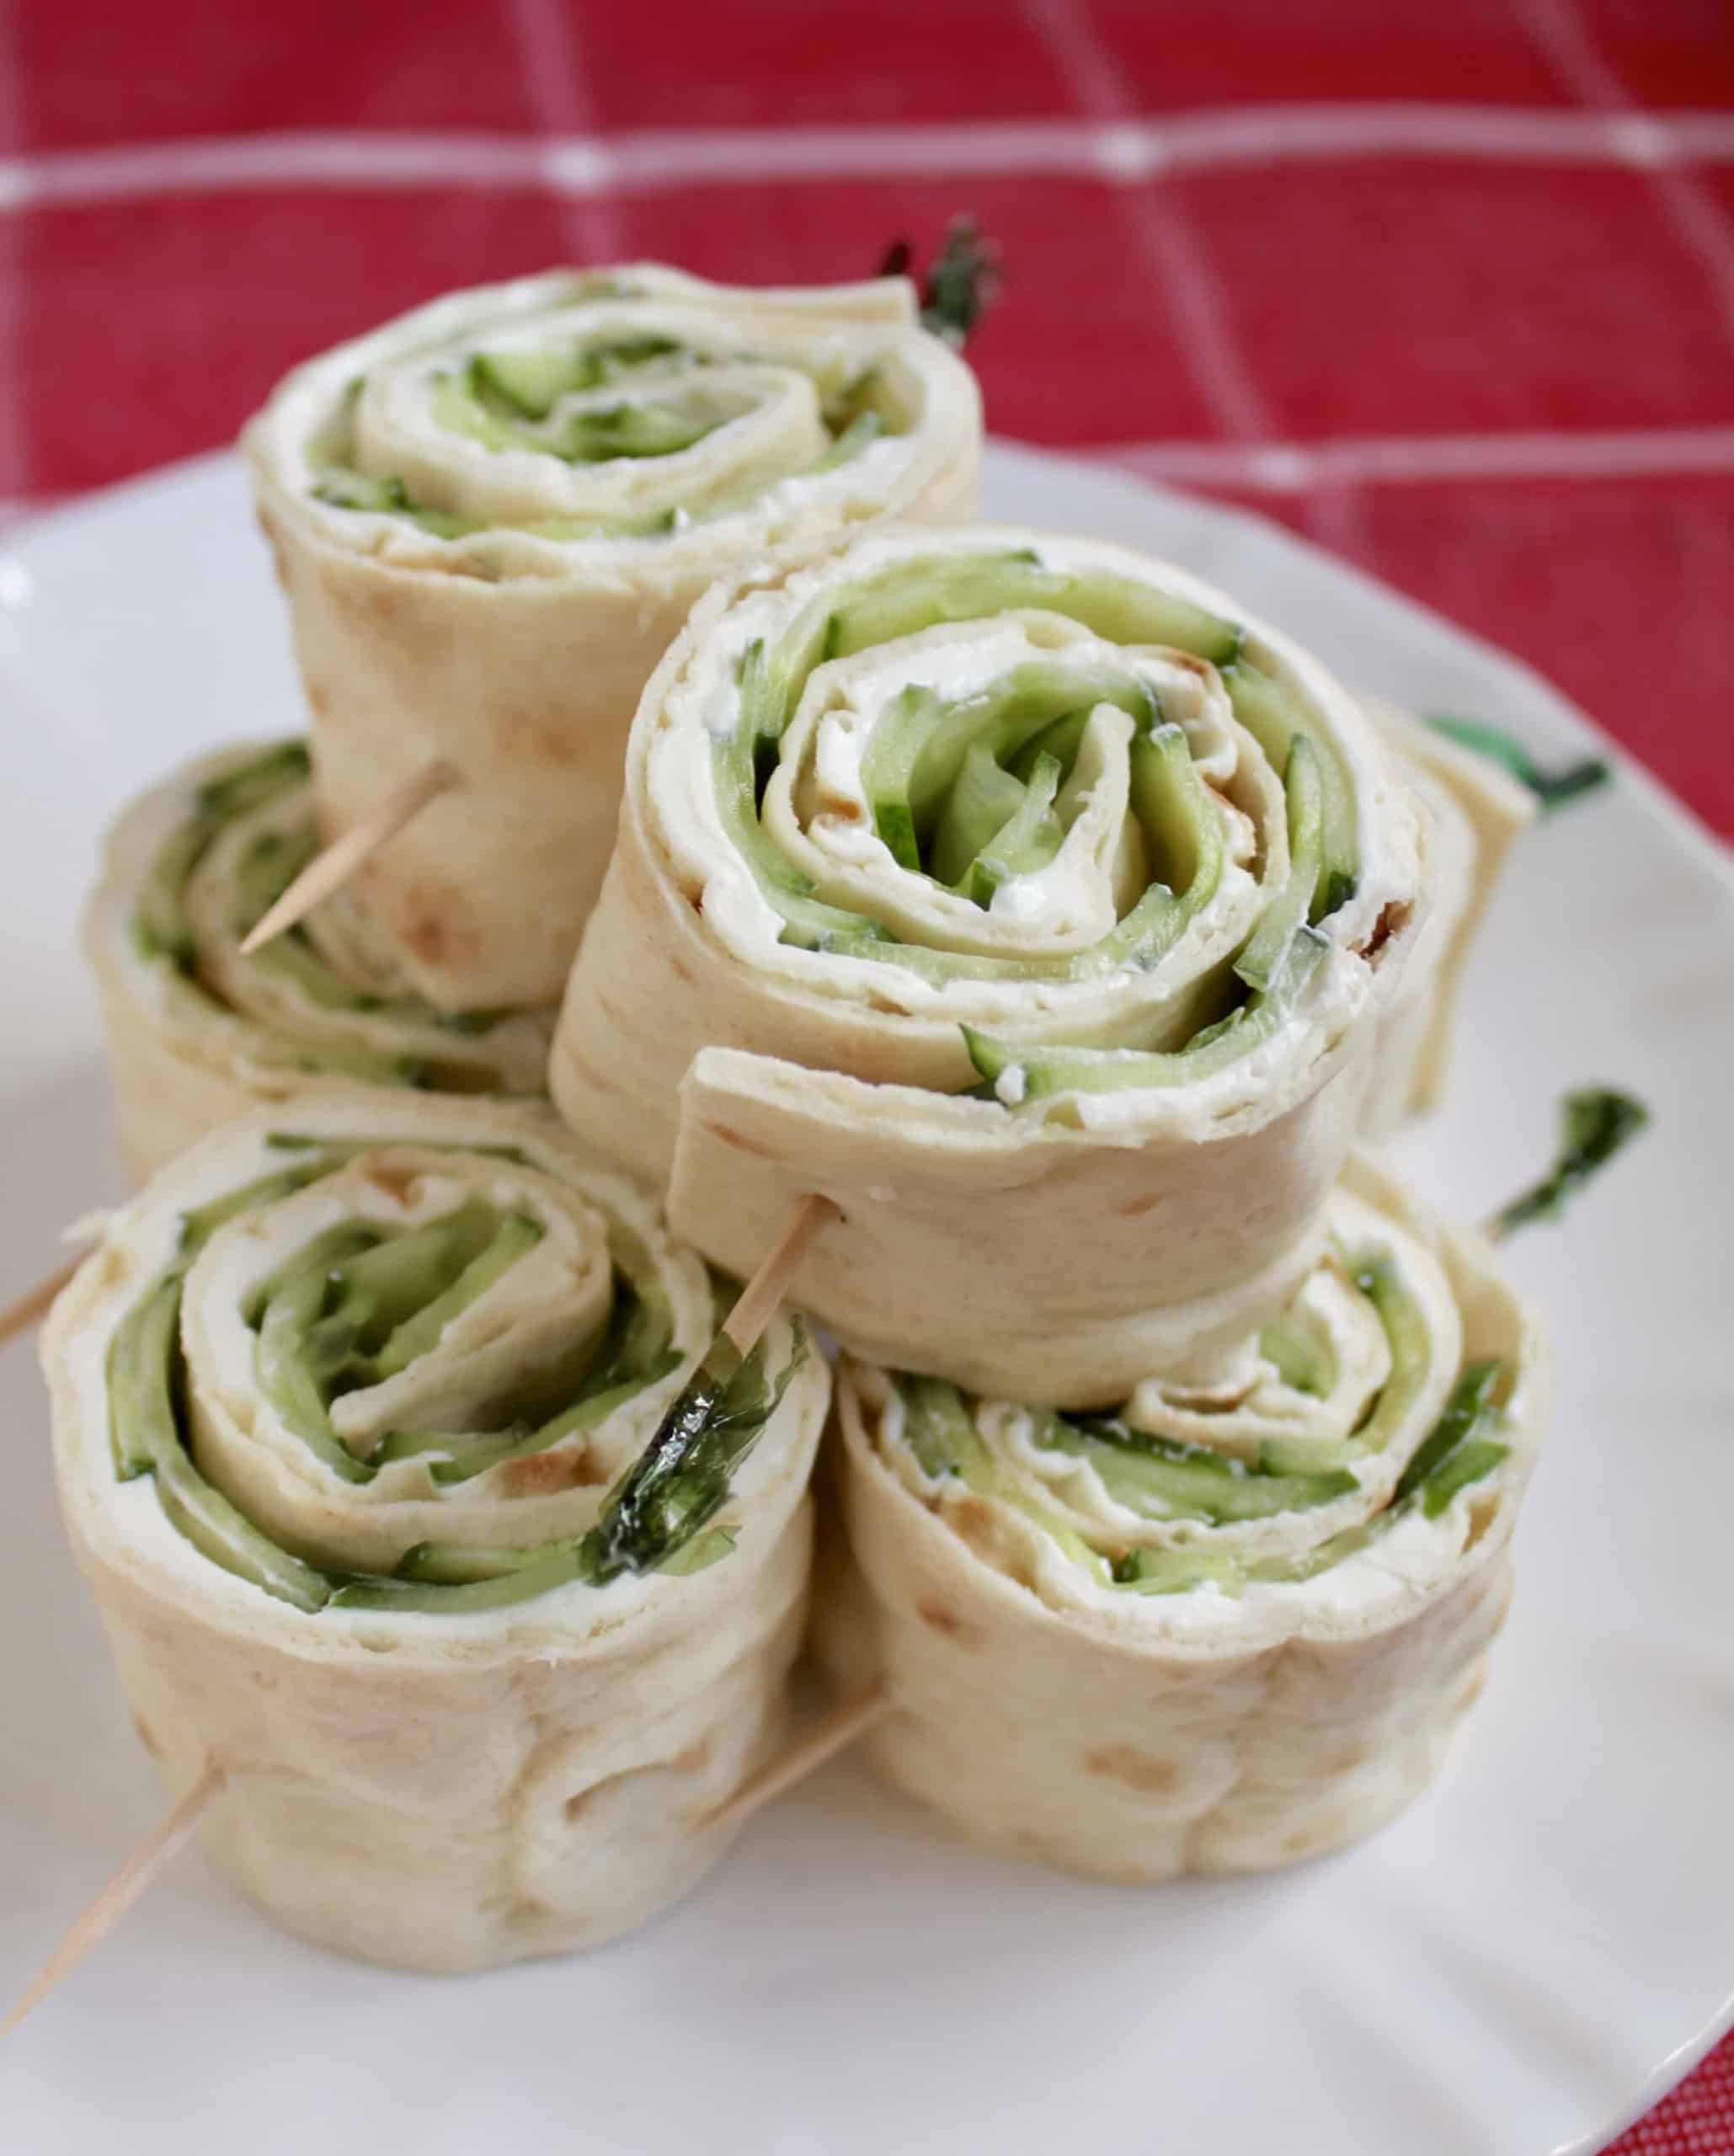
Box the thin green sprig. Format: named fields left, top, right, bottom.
left=1493, top=1087, right=1651, bottom=1239
left=877, top=217, right=1000, bottom=347
left=1426, top=714, right=1611, bottom=814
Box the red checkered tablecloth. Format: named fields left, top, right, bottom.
left=6, top=2, right=1730, bottom=2143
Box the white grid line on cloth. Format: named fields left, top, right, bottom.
left=1100, top=423, right=1734, bottom=490
left=504, top=0, right=628, bottom=261
left=1018, top=0, right=1272, bottom=445
left=2, top=109, right=1734, bottom=211
left=1519, top=0, right=1734, bottom=354
left=0, top=0, right=27, bottom=504
left=1019, top=0, right=1377, bottom=558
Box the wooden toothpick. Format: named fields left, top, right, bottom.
left=0, top=1252, right=84, bottom=1348
left=3, top=1759, right=226, bottom=2037
left=722, top=1193, right=840, bottom=1358
left=694, top=1681, right=889, bottom=1837
left=239, top=757, right=461, bottom=954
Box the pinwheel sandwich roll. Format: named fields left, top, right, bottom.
left=84, top=739, right=554, bottom=1178
left=246, top=264, right=984, bottom=1010
left=1360, top=699, right=1534, bottom=1137
left=554, top=526, right=1429, bottom=1403
left=42, top=1094, right=829, bottom=1973
left=812, top=1154, right=1547, bottom=1876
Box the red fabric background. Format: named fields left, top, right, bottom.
left=7, top=3, right=1729, bottom=2142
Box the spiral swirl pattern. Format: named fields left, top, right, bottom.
left=554, top=526, right=1430, bottom=1401
left=813, top=1155, right=1546, bottom=1878
left=85, top=740, right=553, bottom=1177
left=248, top=264, right=980, bottom=576
left=44, top=1097, right=827, bottom=1971
left=244, top=266, right=983, bottom=1011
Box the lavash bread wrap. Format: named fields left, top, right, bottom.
left=812, top=1152, right=1548, bottom=1877
left=553, top=526, right=1431, bottom=1405
left=244, top=264, right=984, bottom=1011
left=1361, top=699, right=1534, bottom=1137
left=83, top=739, right=552, bottom=1178
left=41, top=1094, right=829, bottom=1973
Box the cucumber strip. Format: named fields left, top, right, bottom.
left=822, top=553, right=1073, bottom=658
left=177, top=1156, right=351, bottom=1256
left=373, top=1210, right=543, bottom=1379
left=253, top=1261, right=376, bottom=1483
left=966, top=751, right=1064, bottom=907
left=962, top=923, right=1327, bottom=1100
left=406, top=1358, right=680, bottom=1485
left=132, top=743, right=310, bottom=971
left=332, top=1542, right=595, bottom=1613
left=1039, top=1415, right=1358, bottom=1524
left=107, top=1273, right=189, bottom=1481
left=469, top=348, right=584, bottom=420
left=899, top=1378, right=1107, bottom=1578
left=551, top=402, right=719, bottom=463
left=1417, top=1438, right=1509, bottom=1517
left=1258, top=1311, right=1338, bottom=1397
left=928, top=739, right=1031, bottom=889
left=1223, top=659, right=1358, bottom=919
left=152, top=1439, right=334, bottom=1612
left=334, top=1200, right=501, bottom=1348
left=1393, top=1360, right=1502, bottom=1502
left=107, top=1272, right=333, bottom=1609
left=812, top=409, right=886, bottom=472
left=862, top=685, right=938, bottom=871
left=1234, top=734, right=1324, bottom=993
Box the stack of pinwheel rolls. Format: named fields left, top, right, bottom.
left=246, top=264, right=984, bottom=1010
left=53, top=256, right=981, bottom=1972
left=550, top=521, right=1550, bottom=1871
left=87, top=264, right=984, bottom=1178
left=48, top=253, right=1548, bottom=1983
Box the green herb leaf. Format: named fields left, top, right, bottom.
left=877, top=217, right=1000, bottom=348
left=1493, top=1087, right=1651, bottom=1238
left=582, top=1337, right=802, bottom=1582
left=1426, top=715, right=1612, bottom=814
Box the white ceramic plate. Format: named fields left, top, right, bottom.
left=2, top=446, right=1729, bottom=2156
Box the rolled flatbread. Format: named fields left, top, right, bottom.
left=1361, top=699, right=1534, bottom=1135
left=42, top=1094, right=829, bottom=1972
left=83, top=739, right=552, bottom=1178
left=245, top=265, right=984, bottom=1009
left=553, top=525, right=1433, bottom=1402
left=812, top=1153, right=1548, bottom=1876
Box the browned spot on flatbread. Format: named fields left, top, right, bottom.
left=707, top=1123, right=778, bottom=1160
left=915, top=1597, right=980, bottom=1647
left=305, top=679, right=331, bottom=719
left=559, top=1040, right=618, bottom=1093
left=131, top=1715, right=162, bottom=1759
left=948, top=1493, right=1032, bottom=1584
left=361, top=1159, right=422, bottom=1204
left=500, top=1447, right=606, bottom=1496
left=1086, top=1746, right=1181, bottom=1795
left=384, top=883, right=488, bottom=973
left=1115, top=1193, right=1162, bottom=1218
left=495, top=707, right=583, bottom=767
